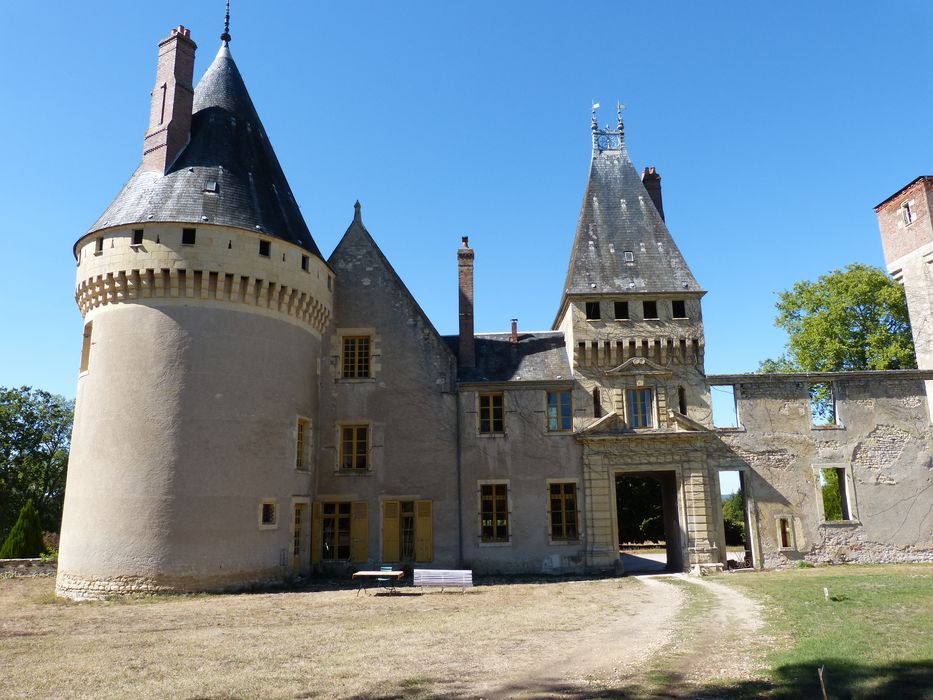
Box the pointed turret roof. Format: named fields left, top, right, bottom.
left=557, top=114, right=701, bottom=319
left=87, top=43, right=321, bottom=258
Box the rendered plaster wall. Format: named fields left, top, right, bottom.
left=318, top=223, right=460, bottom=571
left=58, top=303, right=321, bottom=598
left=713, top=375, right=933, bottom=569
left=457, top=386, right=585, bottom=574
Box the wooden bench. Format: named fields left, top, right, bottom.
left=413, top=568, right=473, bottom=591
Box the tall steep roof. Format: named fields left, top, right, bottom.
left=87, top=44, right=321, bottom=258
left=558, top=121, right=701, bottom=316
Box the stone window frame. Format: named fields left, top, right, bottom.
left=478, top=480, right=511, bottom=547
left=336, top=327, right=379, bottom=381
left=545, top=389, right=573, bottom=433
left=584, top=301, right=601, bottom=320
left=775, top=514, right=796, bottom=551
left=477, top=391, right=506, bottom=436
left=624, top=385, right=657, bottom=430
left=812, top=463, right=860, bottom=525
left=79, top=321, right=93, bottom=375
left=337, top=422, right=371, bottom=472
left=295, top=416, right=311, bottom=471
left=808, top=382, right=843, bottom=431
left=259, top=499, right=278, bottom=530
left=546, top=479, right=581, bottom=544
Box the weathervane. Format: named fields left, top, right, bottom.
left=591, top=100, right=625, bottom=152
left=221, top=0, right=232, bottom=43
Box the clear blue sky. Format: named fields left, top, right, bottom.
left=2, top=1, right=932, bottom=403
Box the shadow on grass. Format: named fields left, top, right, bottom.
left=340, top=659, right=933, bottom=700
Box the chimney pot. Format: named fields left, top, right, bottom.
left=510, top=319, right=518, bottom=343
left=641, top=165, right=665, bottom=221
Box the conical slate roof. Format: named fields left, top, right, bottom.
left=87, top=44, right=321, bottom=258
left=560, top=136, right=701, bottom=304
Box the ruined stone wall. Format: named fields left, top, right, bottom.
left=710, top=372, right=933, bottom=569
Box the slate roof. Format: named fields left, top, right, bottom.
left=444, top=332, right=572, bottom=383
left=86, top=43, right=321, bottom=259
left=559, top=140, right=701, bottom=308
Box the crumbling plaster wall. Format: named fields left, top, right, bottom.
left=711, top=374, right=933, bottom=569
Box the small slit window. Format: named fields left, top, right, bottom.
left=903, top=201, right=913, bottom=225
left=182, top=228, right=196, bottom=245
left=260, top=501, right=278, bottom=528
left=643, top=300, right=658, bottom=319
left=614, top=301, right=629, bottom=320
left=131, top=229, right=144, bottom=246
left=585, top=301, right=601, bottom=320
left=259, top=240, right=271, bottom=257
left=94, top=237, right=104, bottom=254
left=672, top=299, right=687, bottom=319
left=301, top=254, right=309, bottom=272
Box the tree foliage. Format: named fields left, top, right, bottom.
left=760, top=263, right=916, bottom=373
left=721, top=489, right=747, bottom=547
left=0, top=499, right=45, bottom=558
left=0, top=387, right=74, bottom=543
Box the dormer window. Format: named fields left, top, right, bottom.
left=623, top=251, right=634, bottom=263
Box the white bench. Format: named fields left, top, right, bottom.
left=413, top=568, right=473, bottom=591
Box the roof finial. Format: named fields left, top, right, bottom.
left=617, top=101, right=625, bottom=140
left=591, top=100, right=600, bottom=132
left=220, top=0, right=232, bottom=44
left=353, top=200, right=362, bottom=223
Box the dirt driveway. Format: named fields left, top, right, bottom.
left=1, top=573, right=766, bottom=699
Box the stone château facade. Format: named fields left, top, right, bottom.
left=56, top=23, right=933, bottom=598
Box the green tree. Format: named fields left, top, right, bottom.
left=616, top=476, right=665, bottom=544
left=760, top=263, right=916, bottom=373
left=0, top=499, right=46, bottom=558
left=0, top=387, right=74, bottom=543
left=721, top=489, right=747, bottom=547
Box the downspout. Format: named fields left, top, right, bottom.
left=455, top=380, right=464, bottom=567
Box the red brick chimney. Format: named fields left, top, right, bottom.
left=510, top=319, right=518, bottom=343
left=458, top=237, right=475, bottom=369
left=142, top=26, right=197, bottom=174
left=641, top=166, right=664, bottom=221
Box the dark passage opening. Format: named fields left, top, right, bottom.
left=616, top=471, right=682, bottom=573
left=721, top=470, right=753, bottom=569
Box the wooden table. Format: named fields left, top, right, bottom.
left=351, top=570, right=404, bottom=595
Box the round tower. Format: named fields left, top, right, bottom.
left=57, top=26, right=332, bottom=598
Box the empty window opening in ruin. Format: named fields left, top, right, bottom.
left=678, top=386, right=687, bottom=415
left=819, top=467, right=851, bottom=521
left=79, top=322, right=93, bottom=373
left=626, top=387, right=654, bottom=429
left=809, top=383, right=837, bottom=427
left=478, top=392, right=505, bottom=434
left=547, top=390, right=572, bottom=432
left=672, top=299, right=687, bottom=318
left=585, top=301, right=601, bottom=320
left=182, top=228, right=196, bottom=245
left=721, top=470, right=753, bottom=569
left=131, top=229, right=144, bottom=246
left=903, top=200, right=913, bottom=225
left=259, top=239, right=271, bottom=257
left=616, top=472, right=682, bottom=573
left=643, top=300, right=658, bottom=319
left=777, top=517, right=794, bottom=550
left=615, top=301, right=629, bottom=320
left=480, top=482, right=510, bottom=543
left=712, top=384, right=739, bottom=428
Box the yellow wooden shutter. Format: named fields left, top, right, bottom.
left=383, top=500, right=400, bottom=562
left=350, top=501, right=369, bottom=563
left=311, top=502, right=322, bottom=565
left=415, top=499, right=433, bottom=562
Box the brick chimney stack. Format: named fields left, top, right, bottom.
left=142, top=26, right=197, bottom=174
left=510, top=319, right=518, bottom=343
left=458, top=237, right=475, bottom=369
left=641, top=166, right=665, bottom=221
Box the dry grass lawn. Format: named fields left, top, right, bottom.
left=1, top=575, right=682, bottom=699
